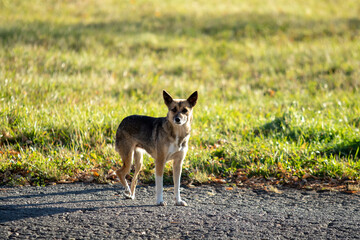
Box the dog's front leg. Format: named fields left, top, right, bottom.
left=173, top=155, right=187, bottom=206
left=155, top=159, right=166, bottom=206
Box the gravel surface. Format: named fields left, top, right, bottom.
left=0, top=183, right=359, bottom=239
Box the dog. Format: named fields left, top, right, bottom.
left=115, top=90, right=198, bottom=206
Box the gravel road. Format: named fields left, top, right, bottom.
left=0, top=183, right=359, bottom=239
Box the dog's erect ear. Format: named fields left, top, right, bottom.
left=187, top=91, right=198, bottom=107
left=163, top=90, right=173, bottom=106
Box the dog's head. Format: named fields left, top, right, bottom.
left=163, top=90, right=198, bottom=126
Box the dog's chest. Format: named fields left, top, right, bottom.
left=167, top=135, right=189, bottom=157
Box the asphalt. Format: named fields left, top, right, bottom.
left=0, top=183, right=359, bottom=239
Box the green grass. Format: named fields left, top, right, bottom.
left=1, top=0, right=360, bottom=186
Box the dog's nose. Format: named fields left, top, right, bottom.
left=175, top=117, right=181, bottom=123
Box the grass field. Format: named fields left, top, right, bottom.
left=1, top=0, right=360, bottom=187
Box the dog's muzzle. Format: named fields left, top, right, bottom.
left=173, top=115, right=186, bottom=125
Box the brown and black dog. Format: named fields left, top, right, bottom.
left=115, top=90, right=198, bottom=206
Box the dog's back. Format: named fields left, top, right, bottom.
left=115, top=115, right=166, bottom=155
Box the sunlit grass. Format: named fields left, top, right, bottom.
left=0, top=0, right=359, bottom=186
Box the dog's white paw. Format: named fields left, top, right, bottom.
left=123, top=191, right=135, bottom=199
left=175, top=200, right=188, bottom=206
left=157, top=201, right=167, bottom=206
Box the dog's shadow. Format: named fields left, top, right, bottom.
left=0, top=185, right=158, bottom=223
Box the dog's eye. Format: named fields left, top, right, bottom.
left=171, top=107, right=177, bottom=113
left=182, top=108, right=188, bottom=113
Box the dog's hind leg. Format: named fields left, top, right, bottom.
left=129, top=148, right=143, bottom=199
left=115, top=144, right=134, bottom=199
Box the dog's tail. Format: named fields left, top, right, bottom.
left=115, top=135, right=122, bottom=153
left=114, top=123, right=123, bottom=153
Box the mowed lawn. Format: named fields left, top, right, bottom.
left=0, top=0, right=359, bottom=186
